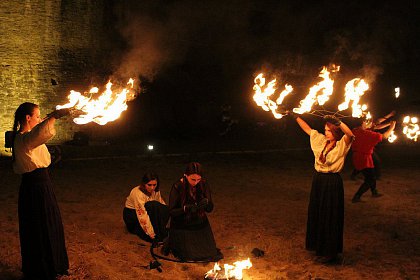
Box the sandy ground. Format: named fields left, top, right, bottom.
left=1, top=143, right=420, bottom=280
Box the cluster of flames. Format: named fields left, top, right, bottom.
left=205, top=259, right=252, bottom=280
left=253, top=66, right=418, bottom=142
left=56, top=78, right=136, bottom=125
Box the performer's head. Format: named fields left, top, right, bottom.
left=140, top=172, right=160, bottom=195
left=184, top=162, right=203, bottom=187
left=324, top=122, right=343, bottom=141
left=13, top=102, right=40, bottom=133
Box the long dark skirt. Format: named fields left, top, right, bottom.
left=18, top=168, right=69, bottom=280
left=168, top=221, right=222, bottom=262
left=305, top=172, right=344, bottom=257
left=123, top=201, right=169, bottom=242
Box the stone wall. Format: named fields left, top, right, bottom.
left=0, top=0, right=111, bottom=150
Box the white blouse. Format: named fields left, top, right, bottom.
left=13, top=119, right=56, bottom=174
left=125, top=187, right=166, bottom=239
left=310, top=129, right=352, bottom=173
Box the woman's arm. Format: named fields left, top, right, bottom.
left=338, top=121, right=355, bottom=145
left=295, top=116, right=312, bottom=136
left=134, top=201, right=155, bottom=239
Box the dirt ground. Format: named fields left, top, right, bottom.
left=1, top=142, right=420, bottom=280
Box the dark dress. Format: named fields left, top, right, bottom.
left=19, top=168, right=69, bottom=279
left=305, top=172, right=344, bottom=257
left=123, top=201, right=169, bottom=242
left=167, top=178, right=222, bottom=261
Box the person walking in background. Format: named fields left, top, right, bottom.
left=351, top=116, right=396, bottom=203
left=165, top=162, right=222, bottom=262
left=290, top=112, right=354, bottom=263
left=123, top=172, right=169, bottom=243
left=12, top=102, right=70, bottom=280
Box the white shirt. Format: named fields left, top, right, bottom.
left=13, top=119, right=56, bottom=174
left=310, top=129, right=352, bottom=173
left=125, top=187, right=166, bottom=238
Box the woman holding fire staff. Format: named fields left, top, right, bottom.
left=12, top=102, right=70, bottom=279
left=164, top=162, right=223, bottom=262
left=290, top=112, right=354, bottom=263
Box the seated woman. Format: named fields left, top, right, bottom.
left=123, top=172, right=169, bottom=243
left=166, top=162, right=223, bottom=261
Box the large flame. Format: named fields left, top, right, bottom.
left=337, top=78, right=370, bottom=118
left=56, top=79, right=136, bottom=125
left=402, top=116, right=420, bottom=141
left=293, top=65, right=339, bottom=114
left=205, top=259, right=252, bottom=280
left=253, top=73, right=293, bottom=119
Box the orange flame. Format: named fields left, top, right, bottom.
left=388, top=130, right=397, bottom=143
left=395, top=87, right=400, bottom=98
left=337, top=78, right=370, bottom=118
left=56, top=79, right=136, bottom=125
left=253, top=73, right=293, bottom=119
left=293, top=65, right=339, bottom=114
left=205, top=258, right=252, bottom=280
left=402, top=116, right=420, bottom=141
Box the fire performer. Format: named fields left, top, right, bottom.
left=289, top=112, right=354, bottom=263
left=164, top=162, right=223, bottom=262
left=351, top=117, right=396, bottom=203
left=350, top=110, right=396, bottom=180
left=11, top=102, right=70, bottom=279
left=123, top=172, right=169, bottom=243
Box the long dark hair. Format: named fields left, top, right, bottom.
left=139, top=172, right=160, bottom=193
left=325, top=122, right=343, bottom=141
left=12, top=102, right=39, bottom=161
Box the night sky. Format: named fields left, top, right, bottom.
left=99, top=0, right=420, bottom=139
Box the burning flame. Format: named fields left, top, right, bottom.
left=337, top=78, right=370, bottom=118
left=293, top=65, right=339, bottom=114
left=253, top=73, right=293, bottom=119
left=205, top=259, right=252, bottom=280
left=388, top=130, right=397, bottom=143
left=56, top=79, right=136, bottom=125
left=395, top=87, right=400, bottom=98
left=402, top=116, right=420, bottom=141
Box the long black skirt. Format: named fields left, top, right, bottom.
left=18, top=168, right=69, bottom=280
left=168, top=221, right=223, bottom=262
left=123, top=201, right=169, bottom=242
left=305, top=172, right=344, bottom=257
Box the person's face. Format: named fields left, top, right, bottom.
left=26, top=108, right=41, bottom=130
left=324, top=124, right=335, bottom=141
left=144, top=179, right=157, bottom=194
left=362, top=119, right=373, bottom=129
left=185, top=174, right=202, bottom=187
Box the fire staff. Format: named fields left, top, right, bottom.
left=290, top=112, right=354, bottom=263
left=12, top=102, right=70, bottom=279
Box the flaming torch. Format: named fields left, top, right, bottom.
left=293, top=65, right=339, bottom=114
left=205, top=259, right=252, bottom=280
left=388, top=130, right=397, bottom=143
left=402, top=116, right=420, bottom=141
left=56, top=79, right=136, bottom=125
left=337, top=78, right=370, bottom=118
left=253, top=73, right=293, bottom=119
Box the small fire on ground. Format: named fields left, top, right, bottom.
left=205, top=258, right=252, bottom=280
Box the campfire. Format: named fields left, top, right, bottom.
left=205, top=258, right=252, bottom=280
left=56, top=78, right=136, bottom=125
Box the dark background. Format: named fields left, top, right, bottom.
left=81, top=0, right=420, bottom=145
